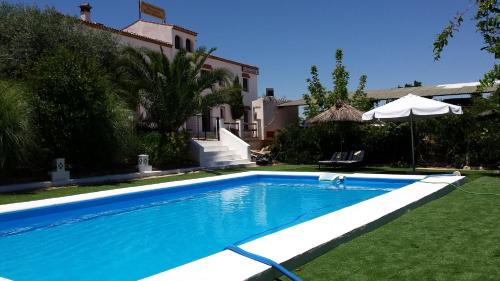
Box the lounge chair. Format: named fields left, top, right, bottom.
left=318, top=151, right=348, bottom=169
left=334, top=150, right=365, bottom=165
left=318, top=150, right=365, bottom=169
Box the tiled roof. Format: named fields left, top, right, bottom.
left=84, top=20, right=259, bottom=72
left=81, top=21, right=172, bottom=48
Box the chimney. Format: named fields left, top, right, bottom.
left=265, top=88, right=274, bottom=97
left=79, top=3, right=92, bottom=22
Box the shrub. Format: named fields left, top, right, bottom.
left=272, top=106, right=499, bottom=168
left=0, top=3, right=119, bottom=79
left=30, top=46, right=135, bottom=171
left=138, top=131, right=192, bottom=168
left=0, top=81, right=34, bottom=172
left=272, top=123, right=365, bottom=164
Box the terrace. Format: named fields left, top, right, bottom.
left=0, top=165, right=498, bottom=280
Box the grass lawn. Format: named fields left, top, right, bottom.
left=1, top=164, right=499, bottom=280
left=281, top=171, right=500, bottom=280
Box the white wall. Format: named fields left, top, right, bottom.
left=123, top=21, right=173, bottom=44
left=91, top=20, right=259, bottom=135
left=252, top=97, right=299, bottom=140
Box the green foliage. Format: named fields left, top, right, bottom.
left=228, top=76, right=245, bottom=120
left=350, top=74, right=373, bottom=111
left=330, top=49, right=350, bottom=104
left=304, top=49, right=359, bottom=118
left=433, top=0, right=499, bottom=88
left=138, top=131, right=192, bottom=168
left=30, top=46, right=135, bottom=170
left=119, top=46, right=235, bottom=133
left=418, top=94, right=499, bottom=167
left=273, top=94, right=500, bottom=168
left=398, top=80, right=423, bottom=88
left=0, top=81, right=34, bottom=171
left=433, top=14, right=464, bottom=61
left=271, top=123, right=367, bottom=164
left=479, top=64, right=500, bottom=91
left=0, top=2, right=119, bottom=80
left=303, top=65, right=328, bottom=119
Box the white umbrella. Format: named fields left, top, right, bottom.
left=362, top=94, right=463, bottom=171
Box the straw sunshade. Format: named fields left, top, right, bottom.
left=307, top=101, right=363, bottom=124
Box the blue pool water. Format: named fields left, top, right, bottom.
left=0, top=175, right=415, bottom=280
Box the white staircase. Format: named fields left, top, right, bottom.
left=191, top=139, right=254, bottom=168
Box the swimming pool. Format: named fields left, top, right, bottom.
left=0, top=172, right=460, bottom=281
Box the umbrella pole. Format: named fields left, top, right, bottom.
left=410, top=115, right=416, bottom=172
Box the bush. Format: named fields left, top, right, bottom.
left=272, top=123, right=365, bottom=164
left=0, top=81, right=35, bottom=172
left=138, top=131, right=192, bottom=168
left=272, top=102, right=499, bottom=168
left=30, top=46, right=135, bottom=171
left=0, top=3, right=119, bottom=79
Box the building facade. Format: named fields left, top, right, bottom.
left=79, top=4, right=259, bottom=137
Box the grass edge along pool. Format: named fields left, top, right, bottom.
left=0, top=172, right=419, bottom=281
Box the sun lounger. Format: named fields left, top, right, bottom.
left=318, top=151, right=347, bottom=169
left=318, top=150, right=364, bottom=169
left=334, top=150, right=365, bottom=165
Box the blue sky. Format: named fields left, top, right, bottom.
left=9, top=0, right=495, bottom=100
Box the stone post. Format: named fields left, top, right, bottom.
left=236, top=119, right=243, bottom=138
left=51, top=158, right=70, bottom=183
left=138, top=154, right=152, bottom=173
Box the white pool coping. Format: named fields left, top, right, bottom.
left=0, top=171, right=464, bottom=281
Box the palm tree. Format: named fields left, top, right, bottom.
left=118, top=46, right=237, bottom=133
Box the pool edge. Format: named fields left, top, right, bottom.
left=0, top=171, right=460, bottom=281
left=140, top=172, right=461, bottom=281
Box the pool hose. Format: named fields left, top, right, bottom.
left=225, top=245, right=303, bottom=281
left=422, top=173, right=500, bottom=196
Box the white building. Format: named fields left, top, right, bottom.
left=79, top=3, right=259, bottom=138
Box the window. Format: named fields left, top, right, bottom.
left=201, top=69, right=209, bottom=77
left=174, top=35, right=181, bottom=49
left=220, top=106, right=226, bottom=119
left=185, top=39, right=192, bottom=52
left=218, top=79, right=225, bottom=87
left=242, top=77, right=249, bottom=92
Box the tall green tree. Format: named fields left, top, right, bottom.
left=31, top=46, right=134, bottom=169
left=228, top=76, right=245, bottom=120
left=0, top=3, right=118, bottom=80
left=303, top=65, right=327, bottom=119
left=119, top=46, right=236, bottom=133
left=433, top=0, right=499, bottom=90
left=350, top=74, right=373, bottom=111
left=330, top=49, right=350, bottom=104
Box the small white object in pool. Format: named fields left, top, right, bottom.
left=318, top=173, right=339, bottom=181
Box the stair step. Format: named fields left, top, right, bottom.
left=208, top=154, right=241, bottom=162
left=193, top=140, right=222, bottom=146
left=214, top=159, right=253, bottom=166
left=203, top=146, right=229, bottom=152
left=204, top=150, right=237, bottom=157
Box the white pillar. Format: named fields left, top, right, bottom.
left=138, top=154, right=152, bottom=173
left=236, top=119, right=243, bottom=138
left=218, top=118, right=225, bottom=129
left=51, top=158, right=70, bottom=183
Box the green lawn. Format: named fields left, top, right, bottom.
left=283, top=173, right=500, bottom=280
left=1, top=165, right=499, bottom=280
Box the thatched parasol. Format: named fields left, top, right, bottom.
left=307, top=101, right=363, bottom=124
left=306, top=101, right=364, bottom=154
